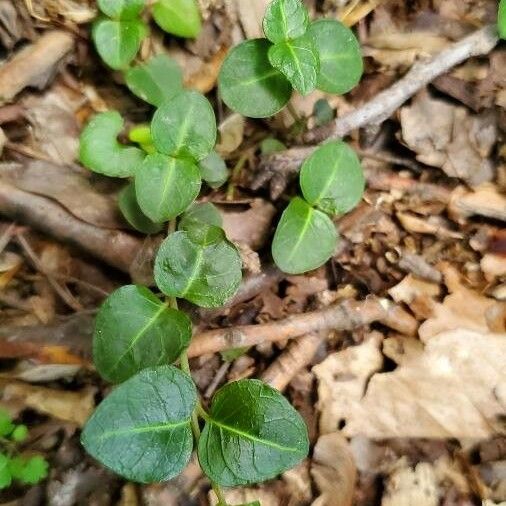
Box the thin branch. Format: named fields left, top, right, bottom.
left=188, top=297, right=391, bottom=357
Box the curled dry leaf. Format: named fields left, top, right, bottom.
left=314, top=328, right=505, bottom=438
left=216, top=112, right=245, bottom=156
left=449, top=184, right=506, bottom=223
left=1, top=380, right=95, bottom=426
left=400, top=91, right=496, bottom=186
left=311, top=433, right=356, bottom=506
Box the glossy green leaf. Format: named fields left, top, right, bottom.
left=79, top=111, right=145, bottom=177
left=154, top=227, right=242, bottom=307
left=151, top=90, right=216, bottom=161
left=97, top=0, right=145, bottom=19
left=261, top=137, right=286, bottom=155
left=0, top=455, right=11, bottom=489
left=92, top=17, right=147, bottom=70
left=152, top=0, right=201, bottom=38
left=309, top=19, right=363, bottom=94
left=219, top=39, right=292, bottom=119
left=499, top=0, right=506, bottom=39
left=93, top=285, right=191, bottom=383
left=125, top=55, right=183, bottom=106
left=262, top=0, right=309, bottom=43
left=268, top=34, right=319, bottom=95
left=135, top=153, right=201, bottom=223
left=179, top=202, right=223, bottom=232
left=0, top=409, right=14, bottom=437
left=300, top=141, right=364, bottom=215
left=199, top=151, right=228, bottom=188
left=9, top=456, right=48, bottom=485
left=198, top=379, right=309, bottom=486
left=272, top=197, right=337, bottom=274
left=81, top=366, right=196, bottom=483
left=119, top=182, right=164, bottom=234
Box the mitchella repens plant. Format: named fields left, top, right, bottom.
left=79, top=0, right=366, bottom=504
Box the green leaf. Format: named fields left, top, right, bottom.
left=92, top=17, right=147, bottom=70
left=313, top=98, right=334, bottom=126
left=97, top=0, right=145, bottom=19
left=199, top=151, right=228, bottom=188
left=268, top=34, right=319, bottom=95
left=261, top=137, right=286, bottom=155
left=152, top=0, right=201, bottom=38
left=299, top=141, right=364, bottom=215
left=309, top=19, right=363, bottom=95
left=119, top=182, right=164, bottom=234
left=81, top=366, right=196, bottom=483
left=198, top=379, right=309, bottom=486
left=79, top=111, right=145, bottom=177
left=218, top=39, right=292, bottom=119
left=10, top=424, right=28, bottom=442
left=272, top=197, right=337, bottom=274
left=93, top=285, right=192, bottom=383
left=125, top=55, right=183, bottom=106
left=500, top=0, right=506, bottom=39
left=151, top=90, right=216, bottom=162
left=0, top=409, right=14, bottom=437
left=9, top=456, right=48, bottom=485
left=135, top=153, right=201, bottom=223
left=154, top=228, right=242, bottom=308
left=179, top=202, right=223, bottom=232
left=0, top=454, right=11, bottom=489
left=262, top=0, right=309, bottom=43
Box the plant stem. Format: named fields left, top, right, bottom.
left=286, top=101, right=302, bottom=124
left=179, top=333, right=229, bottom=505
left=226, top=153, right=248, bottom=201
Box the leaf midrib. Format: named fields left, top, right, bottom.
left=97, top=419, right=189, bottom=440
left=286, top=203, right=312, bottom=264
left=209, top=418, right=303, bottom=454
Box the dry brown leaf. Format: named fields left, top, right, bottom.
left=449, top=185, right=506, bottom=223
left=233, top=0, right=270, bottom=39
left=481, top=254, right=506, bottom=282
left=208, top=486, right=280, bottom=506
left=185, top=46, right=227, bottom=94
left=400, top=91, right=495, bottom=186
left=396, top=212, right=463, bottom=239
left=311, top=433, right=356, bottom=506
left=216, top=112, right=245, bottom=156
left=314, top=328, right=505, bottom=438
left=388, top=274, right=440, bottom=305
left=382, top=336, right=424, bottom=366
left=382, top=460, right=439, bottom=506
left=1, top=380, right=94, bottom=426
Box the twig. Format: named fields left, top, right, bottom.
left=0, top=181, right=145, bottom=275
left=188, top=297, right=390, bottom=357
left=398, top=251, right=442, bottom=284
left=261, top=333, right=325, bottom=391
left=258, top=24, right=499, bottom=188
left=16, top=233, right=83, bottom=312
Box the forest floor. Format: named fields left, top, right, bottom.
left=0, top=0, right=504, bottom=505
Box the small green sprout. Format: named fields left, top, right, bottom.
left=0, top=409, right=48, bottom=490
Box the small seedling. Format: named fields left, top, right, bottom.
left=218, top=0, right=363, bottom=117
left=92, top=0, right=201, bottom=70
left=79, top=0, right=367, bottom=503
left=0, top=409, right=48, bottom=489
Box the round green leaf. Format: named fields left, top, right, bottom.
left=92, top=17, right=147, bottom=70
left=81, top=366, right=196, bottom=483
left=198, top=379, right=309, bottom=486
left=272, top=197, right=337, bottom=274
left=125, top=55, right=183, bottom=106
left=119, top=182, right=164, bottom=234
left=218, top=39, right=292, bottom=119
left=93, top=285, right=192, bottom=383
left=300, top=141, right=364, bottom=215
left=135, top=153, right=201, bottom=223
left=9, top=456, right=48, bottom=485
left=0, top=454, right=11, bottom=489
left=10, top=424, right=28, bottom=442
left=309, top=19, right=363, bottom=94
left=152, top=0, right=201, bottom=38
left=500, top=0, right=506, bottom=39
left=0, top=410, right=14, bottom=437
left=97, top=0, right=145, bottom=20
left=262, top=0, right=309, bottom=43
left=199, top=151, right=228, bottom=188
left=179, top=202, right=223, bottom=232
left=268, top=34, right=319, bottom=96
left=79, top=111, right=145, bottom=177
left=154, top=227, right=242, bottom=308
left=151, top=90, right=216, bottom=161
